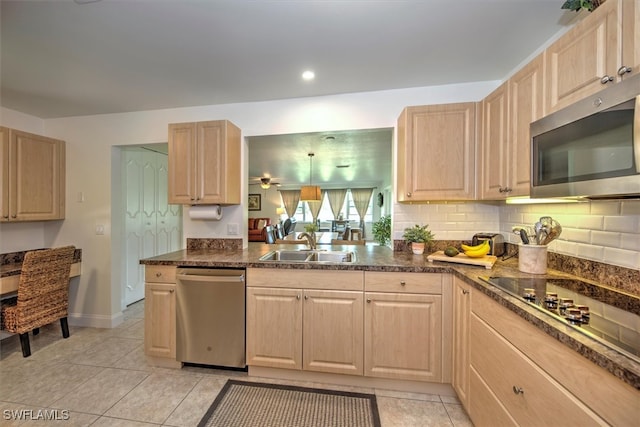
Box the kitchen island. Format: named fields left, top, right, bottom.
left=142, top=242, right=639, bottom=425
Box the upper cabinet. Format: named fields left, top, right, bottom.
left=0, top=127, right=65, bottom=222
left=168, top=120, right=241, bottom=205
left=397, top=102, right=477, bottom=202
left=545, top=0, right=638, bottom=113
left=480, top=54, right=545, bottom=199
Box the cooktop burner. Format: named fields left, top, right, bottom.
left=480, top=276, right=640, bottom=360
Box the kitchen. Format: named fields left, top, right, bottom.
left=2, top=0, right=640, bottom=425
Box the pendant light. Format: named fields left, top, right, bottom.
left=300, top=153, right=321, bottom=201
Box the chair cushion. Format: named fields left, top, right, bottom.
left=256, top=219, right=267, bottom=230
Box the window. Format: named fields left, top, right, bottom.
left=293, top=190, right=373, bottom=223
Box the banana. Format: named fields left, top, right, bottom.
left=463, top=240, right=491, bottom=258
left=461, top=240, right=489, bottom=252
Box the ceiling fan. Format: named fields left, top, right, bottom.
left=250, top=176, right=282, bottom=189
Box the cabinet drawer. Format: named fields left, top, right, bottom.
left=364, top=271, right=442, bottom=294
left=145, top=265, right=177, bottom=283
left=247, top=268, right=363, bottom=291
left=470, top=313, right=605, bottom=426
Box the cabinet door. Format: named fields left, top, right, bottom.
left=545, top=0, right=620, bottom=113
left=508, top=54, right=545, bottom=197
left=452, top=277, right=471, bottom=408
left=168, top=122, right=196, bottom=204
left=397, top=102, right=476, bottom=201
left=0, top=127, right=8, bottom=221
left=303, top=289, right=363, bottom=376
left=246, top=287, right=303, bottom=370
left=144, top=282, right=176, bottom=359
left=480, top=82, right=509, bottom=199
left=621, top=0, right=639, bottom=80
left=9, top=130, right=65, bottom=221
left=469, top=367, right=517, bottom=427
left=197, top=120, right=241, bottom=205
left=364, top=292, right=442, bottom=382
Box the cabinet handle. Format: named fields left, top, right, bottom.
left=618, top=66, right=632, bottom=76
left=462, top=289, right=469, bottom=295
left=296, top=294, right=301, bottom=300
left=512, top=386, right=524, bottom=395
left=367, top=299, right=371, bottom=303
left=600, top=75, right=614, bottom=84
left=156, top=272, right=162, bottom=277
left=498, top=186, right=512, bottom=193
left=400, top=281, right=406, bottom=286
left=11, top=215, right=17, bottom=218
left=406, top=192, right=412, bottom=197
left=304, top=295, right=308, bottom=300
left=2, top=215, right=8, bottom=219
left=169, top=289, right=174, bottom=293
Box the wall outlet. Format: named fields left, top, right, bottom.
left=227, top=223, right=239, bottom=235
left=96, top=224, right=105, bottom=235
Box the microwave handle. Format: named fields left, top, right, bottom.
left=636, top=96, right=640, bottom=173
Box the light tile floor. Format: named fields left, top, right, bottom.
left=0, top=301, right=473, bottom=426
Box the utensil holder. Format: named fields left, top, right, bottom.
left=518, top=244, right=547, bottom=274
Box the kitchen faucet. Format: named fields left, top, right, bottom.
left=298, top=232, right=317, bottom=250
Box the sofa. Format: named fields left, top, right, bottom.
left=248, top=218, right=272, bottom=242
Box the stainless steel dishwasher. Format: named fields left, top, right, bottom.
left=176, top=267, right=246, bottom=368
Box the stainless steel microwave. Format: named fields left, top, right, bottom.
left=530, top=73, right=640, bottom=199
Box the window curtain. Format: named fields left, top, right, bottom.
left=350, top=188, right=374, bottom=238
left=326, top=189, right=348, bottom=219
left=279, top=190, right=300, bottom=218
left=307, top=190, right=326, bottom=225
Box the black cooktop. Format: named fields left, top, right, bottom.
left=480, top=276, right=640, bottom=359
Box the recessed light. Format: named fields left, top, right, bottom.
left=302, top=70, right=315, bottom=81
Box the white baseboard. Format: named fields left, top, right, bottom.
left=68, top=311, right=124, bottom=329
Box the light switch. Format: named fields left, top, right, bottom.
left=227, top=223, right=239, bottom=235
left=96, top=225, right=105, bottom=235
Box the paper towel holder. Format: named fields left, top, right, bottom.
left=188, top=204, right=223, bottom=220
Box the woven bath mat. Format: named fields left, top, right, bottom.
left=198, top=379, right=381, bottom=427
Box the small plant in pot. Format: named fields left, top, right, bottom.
left=372, top=215, right=391, bottom=246
left=402, top=224, right=434, bottom=255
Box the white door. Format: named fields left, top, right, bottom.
left=123, top=147, right=182, bottom=306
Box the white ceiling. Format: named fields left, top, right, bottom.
left=0, top=0, right=578, bottom=188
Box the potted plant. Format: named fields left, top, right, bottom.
left=372, top=215, right=391, bottom=246
left=561, top=0, right=603, bottom=12
left=402, top=224, right=434, bottom=255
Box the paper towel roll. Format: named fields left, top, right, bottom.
left=188, top=205, right=223, bottom=220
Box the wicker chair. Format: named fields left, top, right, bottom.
left=0, top=246, right=75, bottom=357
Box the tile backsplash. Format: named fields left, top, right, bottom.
left=393, top=199, right=640, bottom=271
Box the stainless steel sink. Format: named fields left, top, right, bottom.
left=259, top=250, right=356, bottom=263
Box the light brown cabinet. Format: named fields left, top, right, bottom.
left=397, top=102, right=477, bottom=201
left=545, top=0, right=639, bottom=113
left=0, top=127, right=65, bottom=222
left=144, top=266, right=177, bottom=363
left=451, top=276, right=470, bottom=408
left=246, top=269, right=364, bottom=376
left=363, top=272, right=447, bottom=383
left=480, top=54, right=545, bottom=199
left=168, top=120, right=241, bottom=205
left=469, top=289, right=639, bottom=427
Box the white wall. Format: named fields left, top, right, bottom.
left=1, top=81, right=496, bottom=327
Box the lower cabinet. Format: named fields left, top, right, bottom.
left=246, top=268, right=451, bottom=383
left=451, top=276, right=471, bottom=407
left=364, top=271, right=445, bottom=382
left=246, top=269, right=364, bottom=376
left=144, top=265, right=177, bottom=360
left=469, top=289, right=638, bottom=427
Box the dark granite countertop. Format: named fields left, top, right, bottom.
left=1, top=248, right=83, bottom=278
left=142, top=242, right=640, bottom=390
